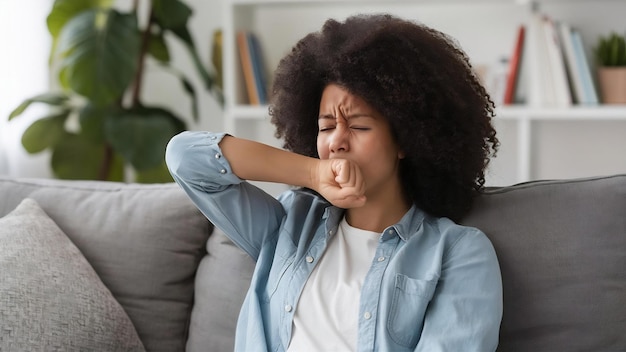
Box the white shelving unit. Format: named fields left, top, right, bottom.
left=496, top=105, right=626, bottom=182
left=222, top=0, right=626, bottom=187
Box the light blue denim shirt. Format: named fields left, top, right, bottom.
left=166, top=131, right=503, bottom=352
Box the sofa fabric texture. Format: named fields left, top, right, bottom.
left=186, top=228, right=255, bottom=352
left=0, top=174, right=624, bottom=351
left=462, top=175, right=626, bottom=352
left=0, top=198, right=145, bottom=351
left=0, top=177, right=212, bottom=352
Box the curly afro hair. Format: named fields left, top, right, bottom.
left=269, top=13, right=498, bottom=221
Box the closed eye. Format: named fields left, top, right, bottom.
left=319, top=126, right=335, bottom=132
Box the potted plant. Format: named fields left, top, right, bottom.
left=594, top=32, right=626, bottom=104
left=8, top=0, right=222, bottom=182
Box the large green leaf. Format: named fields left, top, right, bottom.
left=152, top=0, right=192, bottom=30
left=9, top=92, right=69, bottom=120
left=51, top=133, right=124, bottom=181
left=148, top=31, right=171, bottom=63
left=104, top=107, right=186, bottom=171
left=21, top=111, right=70, bottom=153
left=46, top=0, right=113, bottom=64
left=78, top=103, right=110, bottom=143
left=47, top=0, right=110, bottom=37
left=57, top=8, right=140, bottom=106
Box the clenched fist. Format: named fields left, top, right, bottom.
left=314, top=159, right=366, bottom=209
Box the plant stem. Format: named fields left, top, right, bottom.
left=98, top=144, right=114, bottom=181
left=130, top=4, right=154, bottom=107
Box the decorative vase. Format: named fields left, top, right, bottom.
left=597, top=67, right=626, bottom=104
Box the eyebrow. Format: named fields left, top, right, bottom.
left=317, top=113, right=374, bottom=120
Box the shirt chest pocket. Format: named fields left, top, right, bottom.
left=387, top=273, right=438, bottom=348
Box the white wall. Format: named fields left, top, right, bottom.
left=0, top=0, right=54, bottom=178
left=2, top=0, right=625, bottom=184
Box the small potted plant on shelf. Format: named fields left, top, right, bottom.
left=594, top=32, right=626, bottom=104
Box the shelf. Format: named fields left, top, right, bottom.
left=229, top=0, right=620, bottom=5
left=230, top=0, right=514, bottom=5
left=223, top=0, right=626, bottom=186
left=229, top=104, right=626, bottom=121
left=496, top=105, right=626, bottom=120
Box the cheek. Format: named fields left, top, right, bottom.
left=316, top=136, right=328, bottom=159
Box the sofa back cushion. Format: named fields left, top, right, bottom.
left=462, top=175, right=626, bottom=351
left=0, top=177, right=212, bottom=352
left=186, top=227, right=255, bottom=352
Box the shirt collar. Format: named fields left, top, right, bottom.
left=388, top=205, right=425, bottom=242
left=322, top=204, right=425, bottom=242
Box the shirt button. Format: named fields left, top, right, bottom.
left=210, top=135, right=217, bottom=140
left=215, top=153, right=221, bottom=159
left=219, top=169, right=227, bottom=174
left=306, top=256, right=314, bottom=263
left=285, top=305, right=293, bottom=312
left=377, top=256, right=385, bottom=262
left=363, top=311, right=372, bottom=320
left=329, top=230, right=334, bottom=235
left=387, top=229, right=394, bottom=235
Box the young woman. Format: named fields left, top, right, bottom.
left=166, top=14, right=502, bottom=352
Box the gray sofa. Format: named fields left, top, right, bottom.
left=0, top=175, right=624, bottom=351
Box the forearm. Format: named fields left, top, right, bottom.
left=219, top=135, right=319, bottom=189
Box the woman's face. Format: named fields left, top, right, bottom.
left=317, top=84, right=405, bottom=198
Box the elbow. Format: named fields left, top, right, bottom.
left=165, top=131, right=194, bottom=178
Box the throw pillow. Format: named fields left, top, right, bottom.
left=0, top=198, right=145, bottom=351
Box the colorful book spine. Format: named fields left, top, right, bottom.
left=526, top=12, right=554, bottom=107
left=247, top=32, right=268, bottom=104
left=504, top=25, right=525, bottom=105
left=571, top=29, right=599, bottom=105
left=541, top=16, right=571, bottom=107
left=237, top=31, right=259, bottom=105
left=558, top=22, right=585, bottom=104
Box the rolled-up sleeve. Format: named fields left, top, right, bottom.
left=166, top=131, right=241, bottom=190
left=166, top=131, right=285, bottom=260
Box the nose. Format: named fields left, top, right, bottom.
left=329, top=123, right=349, bottom=154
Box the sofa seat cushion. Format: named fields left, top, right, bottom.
left=0, top=177, right=212, bottom=352
left=462, top=175, right=626, bottom=352
left=0, top=199, right=145, bottom=351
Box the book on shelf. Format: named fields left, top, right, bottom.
left=236, top=30, right=269, bottom=105
left=541, top=15, right=571, bottom=107
left=558, top=21, right=586, bottom=104
left=503, top=25, right=525, bottom=105
left=570, top=29, right=599, bottom=105
left=526, top=12, right=551, bottom=107
left=524, top=13, right=599, bottom=107
left=523, top=12, right=599, bottom=107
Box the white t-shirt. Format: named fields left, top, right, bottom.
left=288, top=217, right=380, bottom=351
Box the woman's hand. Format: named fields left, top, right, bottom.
left=314, top=159, right=366, bottom=209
